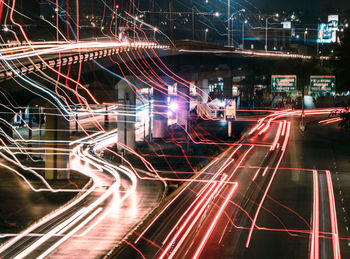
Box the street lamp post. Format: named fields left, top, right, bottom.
left=115, top=5, right=119, bottom=38
left=192, top=6, right=195, bottom=40
left=191, top=5, right=219, bottom=42
left=227, top=0, right=230, bottom=47
left=304, top=29, right=308, bottom=44
left=153, top=27, right=158, bottom=41
left=227, top=8, right=245, bottom=47
left=265, top=18, right=268, bottom=51
left=231, top=18, right=234, bottom=46
left=242, top=20, right=247, bottom=49
left=265, top=13, right=279, bottom=52
left=205, top=28, right=208, bottom=42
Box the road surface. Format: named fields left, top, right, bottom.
left=115, top=110, right=349, bottom=259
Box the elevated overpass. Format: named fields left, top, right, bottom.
left=0, top=40, right=330, bottom=83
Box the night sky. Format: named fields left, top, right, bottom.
left=163, top=0, right=350, bottom=15
left=248, top=0, right=349, bottom=10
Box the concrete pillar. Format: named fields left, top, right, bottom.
left=223, top=74, right=233, bottom=99
left=177, top=84, right=190, bottom=127
left=45, top=106, right=70, bottom=180
left=177, top=83, right=190, bottom=153
left=199, top=79, right=209, bottom=103
left=104, top=105, right=109, bottom=128
left=152, top=87, right=168, bottom=139
left=116, top=78, right=136, bottom=152
left=28, top=107, right=33, bottom=140
left=0, top=106, right=13, bottom=144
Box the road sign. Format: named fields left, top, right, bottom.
left=271, top=75, right=297, bottom=92
left=310, top=76, right=336, bottom=93
left=225, top=99, right=236, bottom=121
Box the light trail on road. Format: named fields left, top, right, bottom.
left=0, top=1, right=348, bottom=258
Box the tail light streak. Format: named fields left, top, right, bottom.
left=167, top=177, right=231, bottom=258
left=318, top=118, right=342, bottom=125
left=158, top=183, right=219, bottom=259
left=310, top=170, right=320, bottom=259
left=326, top=170, right=341, bottom=259
left=245, top=122, right=291, bottom=248
left=270, top=121, right=283, bottom=151
left=134, top=147, right=236, bottom=244
left=192, top=182, right=238, bottom=259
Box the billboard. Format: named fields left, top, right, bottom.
left=189, top=83, right=197, bottom=96
left=225, top=99, right=236, bottom=121
left=168, top=83, right=177, bottom=96
left=281, top=21, right=291, bottom=29
left=317, top=24, right=334, bottom=43
left=317, top=15, right=338, bottom=44
left=328, top=15, right=339, bottom=31
left=271, top=75, right=297, bottom=92
left=310, top=76, right=336, bottom=93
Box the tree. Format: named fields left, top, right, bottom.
left=339, top=101, right=350, bottom=130
left=336, top=28, right=350, bottom=93
left=330, top=101, right=350, bottom=130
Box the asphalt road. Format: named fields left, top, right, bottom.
left=2, top=111, right=348, bottom=259
left=116, top=112, right=349, bottom=259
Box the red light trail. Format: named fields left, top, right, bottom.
left=0, top=1, right=347, bottom=258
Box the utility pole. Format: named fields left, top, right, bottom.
left=265, top=14, right=279, bottom=52
left=133, top=0, right=136, bottom=41
left=115, top=5, right=119, bottom=38
left=169, top=0, right=174, bottom=42
left=301, top=86, right=305, bottom=131
left=124, top=93, right=130, bottom=157
left=192, top=5, right=195, bottom=40
left=265, top=18, right=268, bottom=51
left=227, top=0, right=230, bottom=46
left=304, top=28, right=308, bottom=44
left=149, top=0, right=154, bottom=25
left=148, top=95, right=152, bottom=143
left=242, top=21, right=247, bottom=49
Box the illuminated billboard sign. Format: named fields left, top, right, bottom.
left=310, top=76, right=336, bottom=93
left=271, top=75, right=297, bottom=92
left=328, top=15, right=339, bottom=31
left=317, top=15, right=338, bottom=44
left=317, top=24, right=334, bottom=43
left=189, top=83, right=197, bottom=96
left=225, top=99, right=236, bottom=120
left=168, top=83, right=177, bottom=96
left=281, top=21, right=291, bottom=29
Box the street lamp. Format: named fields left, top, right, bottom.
left=205, top=28, right=209, bottom=42
left=192, top=6, right=220, bottom=41
left=227, top=8, right=246, bottom=47
left=265, top=13, right=279, bottom=52
left=115, top=5, right=119, bottom=38
left=242, top=20, right=248, bottom=49
left=153, top=27, right=158, bottom=41
left=304, top=29, right=308, bottom=44
left=227, top=0, right=231, bottom=47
